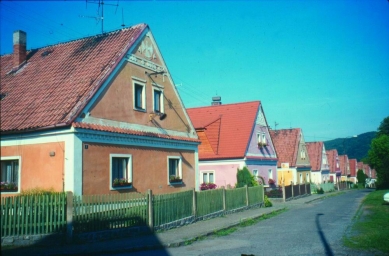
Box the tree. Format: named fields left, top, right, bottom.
left=368, top=134, right=389, bottom=189
left=236, top=167, right=258, bottom=188
left=356, top=169, right=367, bottom=185
left=377, top=116, right=389, bottom=137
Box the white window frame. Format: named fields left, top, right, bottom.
left=306, top=173, right=310, bottom=183
left=152, top=87, right=164, bottom=114
left=167, top=156, right=182, bottom=184
left=201, top=171, right=215, bottom=184
left=262, top=133, right=267, bottom=145
left=133, top=80, right=146, bottom=111
left=299, top=173, right=303, bottom=184
left=110, top=154, right=132, bottom=190
left=1, top=156, right=21, bottom=194
left=300, top=149, right=306, bottom=160
left=252, top=169, right=259, bottom=181
left=268, top=169, right=273, bottom=180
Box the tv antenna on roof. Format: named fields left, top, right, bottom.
left=80, top=0, right=119, bottom=34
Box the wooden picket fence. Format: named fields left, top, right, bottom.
left=153, top=190, right=193, bottom=227
left=1, top=185, right=265, bottom=240
left=1, top=193, right=66, bottom=237
left=72, top=192, right=148, bottom=233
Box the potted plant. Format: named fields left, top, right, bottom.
left=169, top=175, right=182, bottom=184
left=200, top=182, right=217, bottom=191
left=1, top=182, right=18, bottom=192
left=268, top=178, right=275, bottom=185
left=112, top=178, right=132, bottom=187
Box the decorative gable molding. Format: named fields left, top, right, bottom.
left=127, top=54, right=166, bottom=73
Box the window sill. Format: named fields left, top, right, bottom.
left=1, top=189, right=19, bottom=193
left=134, top=108, right=146, bottom=113
left=111, top=184, right=133, bottom=190
left=169, top=180, right=183, bottom=185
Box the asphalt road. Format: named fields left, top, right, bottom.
left=113, top=189, right=377, bottom=256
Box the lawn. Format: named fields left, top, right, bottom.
left=344, top=189, right=389, bottom=253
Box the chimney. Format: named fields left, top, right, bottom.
left=13, top=30, right=27, bottom=67
left=211, top=96, right=222, bottom=106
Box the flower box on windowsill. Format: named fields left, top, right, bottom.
left=258, top=143, right=267, bottom=148
left=1, top=188, right=18, bottom=192
left=112, top=182, right=132, bottom=188
left=169, top=178, right=183, bottom=185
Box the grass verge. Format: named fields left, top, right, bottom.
left=343, top=189, right=389, bottom=253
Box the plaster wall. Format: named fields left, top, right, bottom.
left=199, top=162, right=242, bottom=188
left=1, top=142, right=64, bottom=195
left=82, top=142, right=196, bottom=195
left=277, top=169, right=295, bottom=186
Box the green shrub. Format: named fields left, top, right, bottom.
left=236, top=167, right=258, bottom=188
left=21, top=187, right=59, bottom=196
left=264, top=195, right=272, bottom=207
left=317, top=187, right=324, bottom=194
left=353, top=184, right=359, bottom=189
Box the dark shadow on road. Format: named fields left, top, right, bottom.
left=316, top=213, right=334, bottom=256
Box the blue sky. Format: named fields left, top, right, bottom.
left=1, top=0, right=388, bottom=142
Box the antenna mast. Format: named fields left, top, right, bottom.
left=82, top=0, right=119, bottom=34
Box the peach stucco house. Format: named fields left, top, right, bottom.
left=187, top=100, right=278, bottom=188
left=1, top=24, right=199, bottom=196
left=306, top=141, right=330, bottom=184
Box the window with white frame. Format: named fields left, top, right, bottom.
left=300, top=149, right=306, bottom=160
left=1, top=157, right=20, bottom=192
left=153, top=88, right=163, bottom=113
left=202, top=171, right=215, bottom=183
left=253, top=169, right=258, bottom=180
left=299, top=173, right=303, bottom=184
left=262, top=133, right=267, bottom=145
left=268, top=169, right=273, bottom=179
left=110, top=154, right=132, bottom=189
left=133, top=82, right=146, bottom=111
left=306, top=173, right=310, bottom=183
left=168, top=157, right=182, bottom=183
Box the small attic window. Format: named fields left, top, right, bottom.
left=41, top=49, right=53, bottom=57
left=0, top=93, right=7, bottom=101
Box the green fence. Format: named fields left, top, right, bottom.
left=72, top=193, right=147, bottom=233
left=311, top=183, right=335, bottom=193
left=225, top=187, right=247, bottom=210
left=2, top=185, right=265, bottom=239
left=248, top=186, right=264, bottom=205
left=1, top=193, right=66, bottom=237
left=153, top=190, right=193, bottom=226
left=196, top=188, right=224, bottom=217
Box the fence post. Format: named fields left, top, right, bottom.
left=245, top=185, right=249, bottom=206
left=222, top=187, right=226, bottom=212
left=148, top=189, right=153, bottom=231
left=192, top=188, right=197, bottom=218
left=291, top=182, right=294, bottom=198
left=66, top=191, right=73, bottom=243
left=299, top=183, right=301, bottom=196
left=282, top=182, right=286, bottom=202
left=305, top=183, right=307, bottom=195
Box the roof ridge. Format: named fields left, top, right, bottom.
left=187, top=100, right=260, bottom=110
left=1, top=23, right=147, bottom=57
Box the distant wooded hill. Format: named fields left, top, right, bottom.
left=323, top=131, right=376, bottom=162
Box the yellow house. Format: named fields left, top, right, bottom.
left=269, top=128, right=312, bottom=185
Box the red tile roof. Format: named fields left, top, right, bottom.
left=306, top=142, right=323, bottom=171
left=1, top=24, right=147, bottom=133
left=269, top=128, right=300, bottom=167
left=187, top=101, right=260, bottom=160
left=349, top=159, right=357, bottom=177
left=72, top=122, right=200, bottom=143
left=338, top=155, right=348, bottom=176
left=326, top=149, right=339, bottom=173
